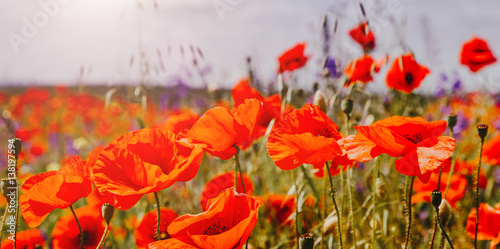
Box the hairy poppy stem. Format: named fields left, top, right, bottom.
left=430, top=215, right=438, bottom=249
left=291, top=169, right=300, bottom=248
left=325, top=161, right=343, bottom=249
left=154, top=192, right=162, bottom=241
left=444, top=130, right=455, bottom=199
left=0, top=206, right=7, bottom=243
left=475, top=137, right=485, bottom=249
left=234, top=148, right=247, bottom=194
left=69, top=205, right=84, bottom=249
left=96, top=223, right=110, bottom=249
left=346, top=165, right=356, bottom=248
left=434, top=206, right=454, bottom=249
left=404, top=176, right=415, bottom=249
left=372, top=158, right=380, bottom=248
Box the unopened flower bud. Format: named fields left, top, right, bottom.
left=1, top=178, right=16, bottom=199
left=314, top=91, right=328, bottom=113
left=477, top=124, right=488, bottom=141
left=12, top=138, right=22, bottom=157
left=299, top=233, right=314, bottom=249
left=447, top=115, right=457, bottom=130
left=375, top=178, right=386, bottom=199
left=322, top=213, right=338, bottom=235
left=439, top=199, right=452, bottom=225
left=431, top=190, right=442, bottom=210
left=102, top=203, right=115, bottom=224
left=341, top=98, right=353, bottom=116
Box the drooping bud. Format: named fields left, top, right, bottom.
left=1, top=178, right=16, bottom=199
left=299, top=233, right=314, bottom=249
left=431, top=190, right=442, bottom=210
left=447, top=115, right=457, bottom=130
left=102, top=203, right=115, bottom=224
left=322, top=213, right=338, bottom=235
left=477, top=124, right=488, bottom=141
left=341, top=98, right=353, bottom=116
left=314, top=91, right=328, bottom=113
left=439, top=199, right=452, bottom=225
left=12, top=138, right=22, bottom=157
left=375, top=178, right=386, bottom=199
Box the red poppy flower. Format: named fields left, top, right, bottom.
left=460, top=37, right=497, bottom=72
left=346, top=116, right=455, bottom=183
left=349, top=22, right=375, bottom=51
left=386, top=54, right=430, bottom=94
left=52, top=206, right=106, bottom=249
left=29, top=142, right=46, bottom=156
left=483, top=132, right=500, bottom=166
left=135, top=208, right=179, bottom=248
left=148, top=188, right=260, bottom=249
left=158, top=109, right=199, bottom=134
left=312, top=135, right=355, bottom=178
left=412, top=174, right=467, bottom=208
left=267, top=104, right=344, bottom=170
left=20, top=156, right=92, bottom=227
left=93, top=128, right=204, bottom=210
left=0, top=229, right=45, bottom=249
left=278, top=43, right=308, bottom=73
left=344, top=55, right=376, bottom=86
left=265, top=194, right=295, bottom=226
left=200, top=171, right=254, bottom=211
left=178, top=99, right=263, bottom=160
left=466, top=203, right=500, bottom=248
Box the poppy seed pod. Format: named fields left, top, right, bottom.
left=299, top=233, right=314, bottom=249
left=102, top=203, right=115, bottom=224
left=1, top=178, right=16, bottom=199
left=439, top=199, right=452, bottom=225
left=477, top=124, right=488, bottom=141
left=12, top=138, right=22, bottom=157
left=447, top=115, right=457, bottom=130
left=341, top=98, right=353, bottom=116
left=431, top=190, right=442, bottom=209
left=314, top=91, right=328, bottom=113
left=375, top=178, right=386, bottom=199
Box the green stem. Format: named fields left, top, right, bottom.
left=235, top=148, right=247, bottom=194
left=0, top=206, right=8, bottom=242
left=475, top=138, right=484, bottom=249
left=430, top=215, right=438, bottom=249
left=326, top=161, right=343, bottom=249
left=404, top=176, right=415, bottom=249
left=70, top=205, right=84, bottom=249
left=299, top=165, right=321, bottom=219
left=444, top=131, right=455, bottom=199
left=347, top=165, right=356, bottom=248
left=372, top=158, right=380, bottom=248
left=96, top=223, right=110, bottom=249
left=291, top=169, right=299, bottom=248
left=435, top=207, right=454, bottom=249
left=154, top=192, right=161, bottom=241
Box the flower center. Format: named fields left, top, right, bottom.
left=314, top=128, right=333, bottom=138
left=203, top=220, right=229, bottom=235
left=404, top=73, right=414, bottom=85
left=160, top=231, right=169, bottom=240
left=404, top=132, right=423, bottom=144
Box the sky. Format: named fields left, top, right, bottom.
left=1, top=0, right=500, bottom=94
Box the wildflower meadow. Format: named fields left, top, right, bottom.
left=2, top=1, right=500, bottom=249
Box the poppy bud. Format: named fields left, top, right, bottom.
left=430, top=190, right=442, bottom=210
left=341, top=98, right=353, bottom=116
left=477, top=124, right=488, bottom=141
left=375, top=178, right=386, bottom=199
left=12, top=138, right=22, bottom=157
left=299, top=233, right=314, bottom=249
left=314, top=91, right=328, bottom=113
left=447, top=115, right=457, bottom=130
left=102, top=203, right=115, bottom=224
left=439, top=199, right=452, bottom=226
left=1, top=178, right=16, bottom=199
left=322, top=213, right=338, bottom=235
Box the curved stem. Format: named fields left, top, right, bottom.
left=475, top=139, right=484, bottom=249
left=430, top=215, right=438, bottom=249
left=326, top=161, right=343, bottom=249
left=70, top=205, right=84, bottom=249
left=96, top=223, right=110, bottom=249
left=435, top=207, right=454, bottom=249
left=404, top=176, right=415, bottom=249
left=154, top=192, right=161, bottom=241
